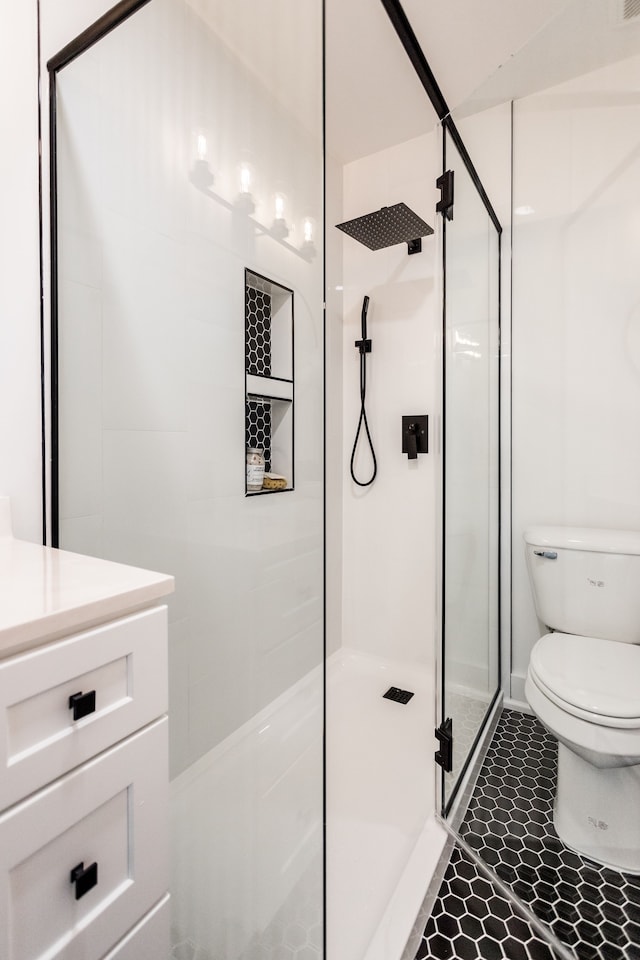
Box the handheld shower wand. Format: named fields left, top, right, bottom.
left=357, top=295, right=371, bottom=350
left=350, top=295, right=377, bottom=486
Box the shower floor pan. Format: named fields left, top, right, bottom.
left=170, top=646, right=445, bottom=960
left=326, top=647, right=446, bottom=960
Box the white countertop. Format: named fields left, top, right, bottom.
left=0, top=535, right=174, bottom=658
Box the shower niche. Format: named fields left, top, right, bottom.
left=245, top=269, right=294, bottom=494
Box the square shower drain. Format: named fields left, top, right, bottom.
left=383, top=686, right=414, bottom=704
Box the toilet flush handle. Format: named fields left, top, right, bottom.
left=533, top=550, right=557, bottom=560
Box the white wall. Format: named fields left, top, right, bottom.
left=46, top=3, right=325, bottom=956
left=52, top=0, right=324, bottom=778
left=511, top=53, right=640, bottom=698
left=0, top=0, right=42, bottom=543
left=0, top=0, right=135, bottom=548
left=441, top=158, right=500, bottom=698
left=457, top=104, right=512, bottom=230
left=338, top=109, right=512, bottom=688
left=325, top=153, right=344, bottom=659
left=456, top=103, right=513, bottom=699
left=340, top=132, right=439, bottom=667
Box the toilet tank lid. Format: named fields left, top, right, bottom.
left=524, top=525, right=640, bottom=555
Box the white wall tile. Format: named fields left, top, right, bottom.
left=457, top=103, right=513, bottom=697
left=512, top=53, right=640, bottom=684
left=54, top=1, right=324, bottom=783
left=0, top=0, right=43, bottom=542
left=57, top=279, right=102, bottom=520
left=58, top=227, right=102, bottom=290
left=341, top=132, right=439, bottom=666
left=59, top=514, right=103, bottom=557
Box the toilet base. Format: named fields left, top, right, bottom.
left=555, top=743, right=640, bottom=874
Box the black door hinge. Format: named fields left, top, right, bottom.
left=436, top=170, right=454, bottom=221
left=435, top=717, right=453, bottom=772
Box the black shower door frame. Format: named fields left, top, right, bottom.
left=378, top=0, right=503, bottom=818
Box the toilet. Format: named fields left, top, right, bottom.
left=524, top=525, right=640, bottom=874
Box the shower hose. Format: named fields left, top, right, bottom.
left=350, top=295, right=377, bottom=486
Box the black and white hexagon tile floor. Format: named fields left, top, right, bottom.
left=417, top=709, right=640, bottom=960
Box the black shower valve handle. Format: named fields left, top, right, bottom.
left=406, top=425, right=418, bottom=460
left=402, top=415, right=429, bottom=459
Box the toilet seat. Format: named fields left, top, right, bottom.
left=529, top=633, right=640, bottom=729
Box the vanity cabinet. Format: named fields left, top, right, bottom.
left=100, top=894, right=171, bottom=958
left=0, top=606, right=168, bottom=811
left=0, top=515, right=173, bottom=960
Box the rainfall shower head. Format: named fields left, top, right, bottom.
left=336, top=202, right=433, bottom=254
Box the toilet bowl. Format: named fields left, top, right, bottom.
left=524, top=526, right=640, bottom=873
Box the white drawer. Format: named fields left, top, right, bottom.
left=0, top=605, right=167, bottom=809
left=100, top=895, right=170, bottom=960
left=0, top=716, right=168, bottom=960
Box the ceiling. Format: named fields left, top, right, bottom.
left=452, top=0, right=640, bottom=117
left=402, top=0, right=570, bottom=113
left=327, top=0, right=640, bottom=164
left=188, top=0, right=640, bottom=167
left=325, top=0, right=436, bottom=164
left=325, top=0, right=569, bottom=163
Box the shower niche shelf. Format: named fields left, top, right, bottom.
left=245, top=269, right=294, bottom=495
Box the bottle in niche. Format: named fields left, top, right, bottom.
left=246, top=447, right=265, bottom=491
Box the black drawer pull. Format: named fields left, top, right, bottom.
left=68, top=690, right=96, bottom=721
left=70, top=861, right=98, bottom=900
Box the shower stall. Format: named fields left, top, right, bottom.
left=46, top=0, right=503, bottom=957
left=44, top=0, right=640, bottom=959
left=45, top=0, right=506, bottom=957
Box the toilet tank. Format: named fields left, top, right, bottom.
left=524, top=526, right=640, bottom=644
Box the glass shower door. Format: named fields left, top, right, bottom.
left=50, top=1, right=325, bottom=957
left=441, top=125, right=501, bottom=812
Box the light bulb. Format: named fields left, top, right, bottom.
left=240, top=163, right=252, bottom=194
left=300, top=217, right=317, bottom=260
left=190, top=132, right=214, bottom=190
left=234, top=161, right=255, bottom=214
left=271, top=193, right=289, bottom=240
